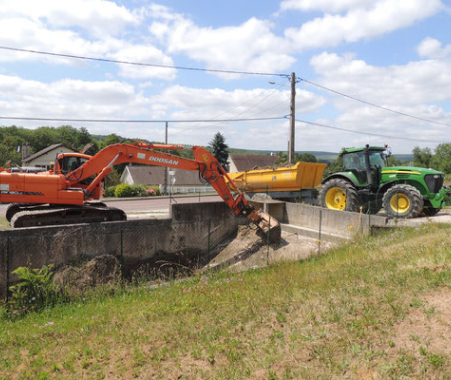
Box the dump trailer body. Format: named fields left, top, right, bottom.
left=227, top=162, right=326, bottom=197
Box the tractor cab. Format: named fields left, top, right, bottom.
left=340, top=145, right=389, bottom=187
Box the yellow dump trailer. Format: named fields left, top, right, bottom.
left=227, top=161, right=327, bottom=200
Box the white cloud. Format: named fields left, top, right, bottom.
left=108, top=45, right=176, bottom=80
left=0, top=74, right=148, bottom=121
left=0, top=18, right=116, bottom=63
left=310, top=51, right=451, bottom=105
left=417, top=37, right=451, bottom=59
left=0, top=0, right=136, bottom=37
left=150, top=85, right=324, bottom=118
left=280, top=0, right=374, bottom=13
left=0, top=2, right=173, bottom=80
left=304, top=50, right=451, bottom=152
left=285, top=0, right=442, bottom=51
left=148, top=7, right=295, bottom=77
left=0, top=75, right=326, bottom=149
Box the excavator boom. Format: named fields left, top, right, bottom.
left=0, top=142, right=280, bottom=241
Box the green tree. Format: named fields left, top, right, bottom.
left=76, top=127, right=92, bottom=149
left=412, top=146, right=432, bottom=168
left=208, top=132, right=229, bottom=171
left=295, top=153, right=317, bottom=163
left=276, top=151, right=288, bottom=165
left=431, top=143, right=451, bottom=173
left=57, top=125, right=78, bottom=148
left=102, top=133, right=122, bottom=148
left=386, top=155, right=403, bottom=166
left=323, top=156, right=343, bottom=178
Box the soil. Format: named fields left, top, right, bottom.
left=53, top=254, right=121, bottom=296
left=206, top=225, right=336, bottom=272
left=385, top=287, right=451, bottom=357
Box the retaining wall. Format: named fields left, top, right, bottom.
left=0, top=201, right=236, bottom=299
left=283, top=202, right=389, bottom=238
left=0, top=200, right=393, bottom=299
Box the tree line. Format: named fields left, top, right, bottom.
left=0, top=125, right=112, bottom=167
left=2, top=125, right=451, bottom=175
left=412, top=145, right=451, bottom=173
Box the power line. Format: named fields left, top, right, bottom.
left=174, top=80, right=285, bottom=132
left=295, top=118, right=447, bottom=143
left=0, top=45, right=289, bottom=78
left=2, top=45, right=450, bottom=129
left=0, top=115, right=285, bottom=123
left=299, top=77, right=451, bottom=128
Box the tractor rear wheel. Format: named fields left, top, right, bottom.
left=319, top=178, right=361, bottom=212
left=382, top=184, right=423, bottom=218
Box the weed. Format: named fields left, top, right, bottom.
left=7, top=264, right=68, bottom=317
left=1, top=224, right=451, bottom=379
left=428, top=353, right=447, bottom=368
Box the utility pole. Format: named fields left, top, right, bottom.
left=288, top=72, right=296, bottom=165
left=163, top=121, right=168, bottom=195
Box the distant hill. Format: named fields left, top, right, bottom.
left=91, top=136, right=413, bottom=163
left=228, top=148, right=412, bottom=163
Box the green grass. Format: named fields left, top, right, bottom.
left=0, top=217, right=10, bottom=230
left=2, top=224, right=451, bottom=379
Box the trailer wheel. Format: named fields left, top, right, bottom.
left=319, top=178, right=360, bottom=212
left=382, top=184, right=423, bottom=218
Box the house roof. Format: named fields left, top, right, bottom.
left=22, top=144, right=76, bottom=163
left=229, top=154, right=279, bottom=172
left=124, top=166, right=205, bottom=186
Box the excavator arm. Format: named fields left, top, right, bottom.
left=1, top=142, right=280, bottom=240
left=62, top=143, right=248, bottom=216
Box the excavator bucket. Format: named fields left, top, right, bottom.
left=250, top=209, right=281, bottom=243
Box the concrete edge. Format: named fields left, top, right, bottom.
left=281, top=223, right=347, bottom=243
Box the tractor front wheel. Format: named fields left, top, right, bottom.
left=382, top=184, right=424, bottom=218
left=319, top=178, right=361, bottom=212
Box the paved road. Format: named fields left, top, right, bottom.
left=0, top=195, right=222, bottom=218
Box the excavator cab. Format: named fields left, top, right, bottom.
left=56, top=154, right=90, bottom=175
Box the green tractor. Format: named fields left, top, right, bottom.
left=320, top=145, right=451, bottom=218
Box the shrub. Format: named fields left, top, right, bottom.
left=8, top=264, right=67, bottom=316
left=130, top=184, right=148, bottom=197
left=148, top=185, right=160, bottom=196
left=104, top=185, right=117, bottom=197
left=114, top=183, right=134, bottom=198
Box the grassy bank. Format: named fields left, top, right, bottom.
left=1, top=224, right=451, bottom=379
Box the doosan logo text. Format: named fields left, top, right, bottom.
left=148, top=156, right=179, bottom=166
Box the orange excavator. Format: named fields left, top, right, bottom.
left=0, top=142, right=280, bottom=240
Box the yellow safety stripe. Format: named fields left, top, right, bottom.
left=382, top=170, right=421, bottom=175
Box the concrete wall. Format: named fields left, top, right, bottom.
left=283, top=202, right=389, bottom=238
left=0, top=202, right=236, bottom=299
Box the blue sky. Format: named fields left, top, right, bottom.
left=0, top=0, right=451, bottom=154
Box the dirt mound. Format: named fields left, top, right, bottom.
left=206, top=225, right=333, bottom=272
left=53, top=254, right=121, bottom=295
left=208, top=225, right=264, bottom=270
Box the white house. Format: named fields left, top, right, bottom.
left=120, top=165, right=213, bottom=194
left=22, top=144, right=77, bottom=169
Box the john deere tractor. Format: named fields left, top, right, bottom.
left=319, top=145, right=451, bottom=218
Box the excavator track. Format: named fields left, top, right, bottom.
left=10, top=204, right=126, bottom=228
